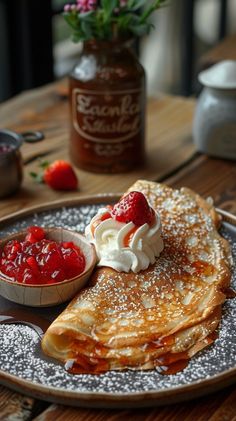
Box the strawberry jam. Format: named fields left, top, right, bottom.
left=0, top=144, right=14, bottom=154
left=0, top=226, right=86, bottom=285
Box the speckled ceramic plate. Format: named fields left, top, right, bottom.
left=0, top=196, right=235, bottom=408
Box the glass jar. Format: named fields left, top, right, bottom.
left=69, top=39, right=146, bottom=173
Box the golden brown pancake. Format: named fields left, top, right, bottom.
left=42, top=180, right=232, bottom=374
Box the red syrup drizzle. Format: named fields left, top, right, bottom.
left=91, top=212, right=111, bottom=237
left=66, top=358, right=109, bottom=375
left=124, top=226, right=138, bottom=247
left=191, top=260, right=215, bottom=276
left=155, top=331, right=219, bottom=375
left=65, top=352, right=190, bottom=376
left=64, top=330, right=220, bottom=376
left=156, top=358, right=189, bottom=375
left=224, top=288, right=236, bottom=299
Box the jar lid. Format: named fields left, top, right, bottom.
left=198, top=60, right=236, bottom=89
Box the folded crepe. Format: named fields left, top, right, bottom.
left=42, top=180, right=232, bottom=374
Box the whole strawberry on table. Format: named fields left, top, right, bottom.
left=30, top=160, right=78, bottom=191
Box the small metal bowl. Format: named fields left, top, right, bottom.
left=0, top=129, right=44, bottom=198
left=0, top=228, right=97, bottom=307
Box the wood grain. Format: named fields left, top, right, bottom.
left=208, top=389, right=236, bottom=421
left=166, top=155, right=236, bottom=214
left=0, top=385, right=34, bottom=420
left=33, top=386, right=236, bottom=421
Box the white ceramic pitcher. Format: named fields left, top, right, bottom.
left=193, top=60, right=236, bottom=159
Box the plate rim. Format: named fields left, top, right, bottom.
left=0, top=194, right=235, bottom=407
left=0, top=363, right=235, bottom=408
left=0, top=194, right=235, bottom=227
left=0, top=194, right=122, bottom=228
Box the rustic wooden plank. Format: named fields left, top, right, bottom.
left=166, top=155, right=236, bottom=213
left=0, top=384, right=35, bottom=420
left=208, top=388, right=236, bottom=421
left=0, top=83, right=64, bottom=128
left=0, top=81, right=196, bottom=218
left=32, top=386, right=234, bottom=421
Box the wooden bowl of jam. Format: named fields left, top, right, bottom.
left=0, top=227, right=97, bottom=307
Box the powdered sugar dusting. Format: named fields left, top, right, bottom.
left=0, top=204, right=235, bottom=398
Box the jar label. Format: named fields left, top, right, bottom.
left=72, top=88, right=143, bottom=145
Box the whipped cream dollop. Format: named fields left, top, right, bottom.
left=85, top=208, right=164, bottom=273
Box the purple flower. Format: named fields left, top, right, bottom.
left=64, top=4, right=72, bottom=12
left=76, top=0, right=97, bottom=12
left=119, top=0, right=128, bottom=7
left=64, top=3, right=77, bottom=12
left=114, top=0, right=128, bottom=14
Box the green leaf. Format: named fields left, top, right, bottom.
left=129, top=23, right=150, bottom=36
left=79, top=11, right=94, bottom=18
left=128, top=0, right=146, bottom=11
left=29, top=172, right=43, bottom=184
left=64, top=13, right=80, bottom=31
left=101, top=0, right=117, bottom=17
left=71, top=32, right=86, bottom=42
left=81, top=20, right=93, bottom=38
left=39, top=161, right=49, bottom=169
left=117, top=13, right=131, bottom=26
left=79, top=10, right=96, bottom=23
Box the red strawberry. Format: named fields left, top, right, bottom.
left=111, top=191, right=155, bottom=226
left=43, top=160, right=78, bottom=191
left=26, top=256, right=39, bottom=272
left=25, top=226, right=45, bottom=243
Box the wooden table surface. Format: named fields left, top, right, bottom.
left=0, top=80, right=236, bottom=421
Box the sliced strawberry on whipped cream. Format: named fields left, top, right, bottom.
left=85, top=192, right=163, bottom=273
left=111, top=191, right=155, bottom=226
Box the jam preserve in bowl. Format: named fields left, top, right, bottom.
left=0, top=227, right=96, bottom=307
